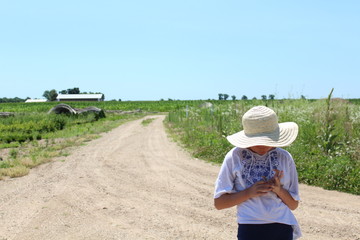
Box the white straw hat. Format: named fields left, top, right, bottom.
left=226, top=106, right=298, bottom=148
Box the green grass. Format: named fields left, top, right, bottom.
left=165, top=98, right=360, bottom=195
left=141, top=118, right=155, bottom=126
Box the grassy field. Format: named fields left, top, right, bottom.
left=1, top=99, right=360, bottom=195
left=0, top=100, right=204, bottom=113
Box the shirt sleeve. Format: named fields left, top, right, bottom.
left=214, top=150, right=237, bottom=199
left=286, top=153, right=301, bottom=201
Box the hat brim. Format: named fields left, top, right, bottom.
left=226, top=122, right=299, bottom=148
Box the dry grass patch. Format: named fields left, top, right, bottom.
left=0, top=165, right=29, bottom=178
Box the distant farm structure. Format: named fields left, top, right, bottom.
left=56, top=94, right=104, bottom=102
left=25, top=99, right=48, bottom=103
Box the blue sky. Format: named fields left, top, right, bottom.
left=0, top=0, right=359, bottom=101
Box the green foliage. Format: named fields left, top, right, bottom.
left=61, top=87, right=80, bottom=94
left=43, top=89, right=58, bottom=101
left=165, top=98, right=360, bottom=195
left=0, top=112, right=101, bottom=144
left=0, top=100, right=206, bottom=113
left=141, top=118, right=155, bottom=126
left=0, top=97, right=27, bottom=103
left=348, top=98, right=360, bottom=105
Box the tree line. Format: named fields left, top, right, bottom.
left=218, top=93, right=279, bottom=101
left=0, top=97, right=29, bottom=103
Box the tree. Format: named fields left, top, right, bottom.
left=218, top=93, right=223, bottom=100
left=67, top=88, right=80, bottom=94
left=231, top=95, right=236, bottom=100
left=269, top=94, right=275, bottom=100
left=43, top=89, right=58, bottom=101
left=261, top=95, right=267, bottom=100
left=223, top=94, right=229, bottom=100
left=301, top=95, right=306, bottom=100
left=241, top=95, right=248, bottom=100
left=59, top=87, right=80, bottom=94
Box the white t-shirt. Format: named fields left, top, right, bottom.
left=214, top=147, right=302, bottom=239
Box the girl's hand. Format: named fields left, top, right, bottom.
left=247, top=181, right=273, bottom=198
left=270, top=169, right=284, bottom=195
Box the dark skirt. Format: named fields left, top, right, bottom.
left=237, top=223, right=293, bottom=240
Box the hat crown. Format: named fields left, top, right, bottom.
left=242, top=106, right=279, bottom=135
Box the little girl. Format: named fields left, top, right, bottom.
left=214, top=106, right=301, bottom=240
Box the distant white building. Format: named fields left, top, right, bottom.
left=56, top=94, right=104, bottom=102
left=25, top=99, right=48, bottom=103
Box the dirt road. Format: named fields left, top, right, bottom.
left=0, top=115, right=359, bottom=240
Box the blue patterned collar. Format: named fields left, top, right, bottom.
left=241, top=148, right=277, bottom=160
left=239, top=148, right=279, bottom=186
